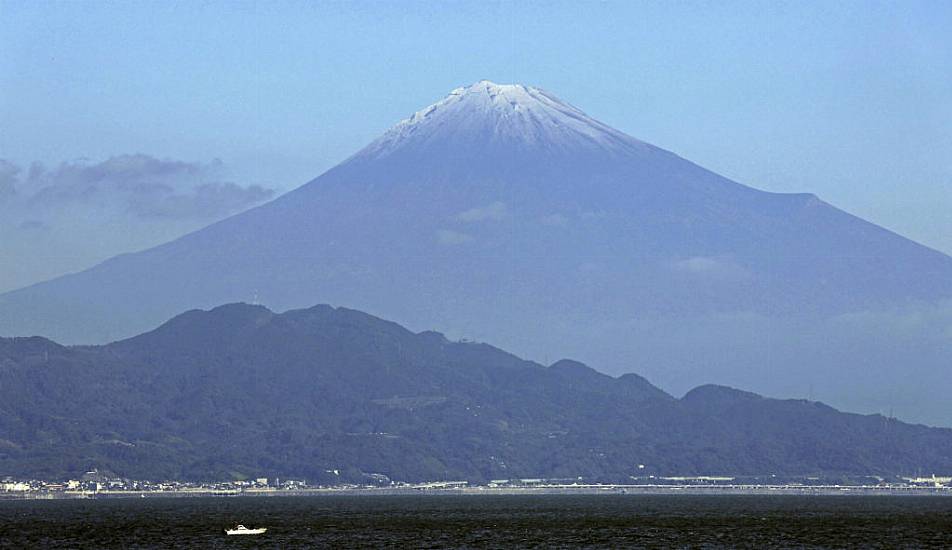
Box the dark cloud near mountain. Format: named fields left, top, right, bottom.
left=4, top=154, right=274, bottom=219
left=0, top=154, right=278, bottom=293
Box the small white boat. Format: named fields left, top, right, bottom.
left=225, top=524, right=267, bottom=535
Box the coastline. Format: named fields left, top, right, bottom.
left=4, top=484, right=952, bottom=501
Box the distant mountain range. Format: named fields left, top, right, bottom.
left=2, top=81, right=951, bottom=424
left=1, top=303, right=951, bottom=482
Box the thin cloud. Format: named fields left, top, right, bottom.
left=5, top=154, right=274, bottom=220
left=436, top=229, right=474, bottom=245
left=540, top=213, right=569, bottom=226
left=18, top=220, right=48, bottom=232
left=126, top=181, right=274, bottom=220
left=670, top=256, right=751, bottom=282
left=456, top=201, right=508, bottom=223
left=0, top=159, right=18, bottom=198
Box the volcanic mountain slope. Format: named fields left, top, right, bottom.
left=1, top=303, right=950, bottom=482
left=2, top=81, right=951, bottom=424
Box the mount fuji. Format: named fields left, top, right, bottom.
left=3, top=81, right=952, bottom=423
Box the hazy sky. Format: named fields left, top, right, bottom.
left=1, top=1, right=950, bottom=292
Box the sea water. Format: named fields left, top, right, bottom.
left=1, top=494, right=951, bottom=548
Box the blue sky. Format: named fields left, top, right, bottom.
left=1, top=0, right=951, bottom=288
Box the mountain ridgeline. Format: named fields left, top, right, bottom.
left=2, top=81, right=952, bottom=424
left=1, top=303, right=950, bottom=483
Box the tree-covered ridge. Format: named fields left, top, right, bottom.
left=1, top=303, right=948, bottom=482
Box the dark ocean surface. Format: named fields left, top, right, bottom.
left=1, top=494, right=951, bottom=548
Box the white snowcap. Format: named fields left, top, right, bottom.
left=355, top=80, right=648, bottom=161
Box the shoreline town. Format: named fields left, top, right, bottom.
left=3, top=473, right=952, bottom=500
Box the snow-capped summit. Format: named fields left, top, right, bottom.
left=354, top=80, right=649, bottom=163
